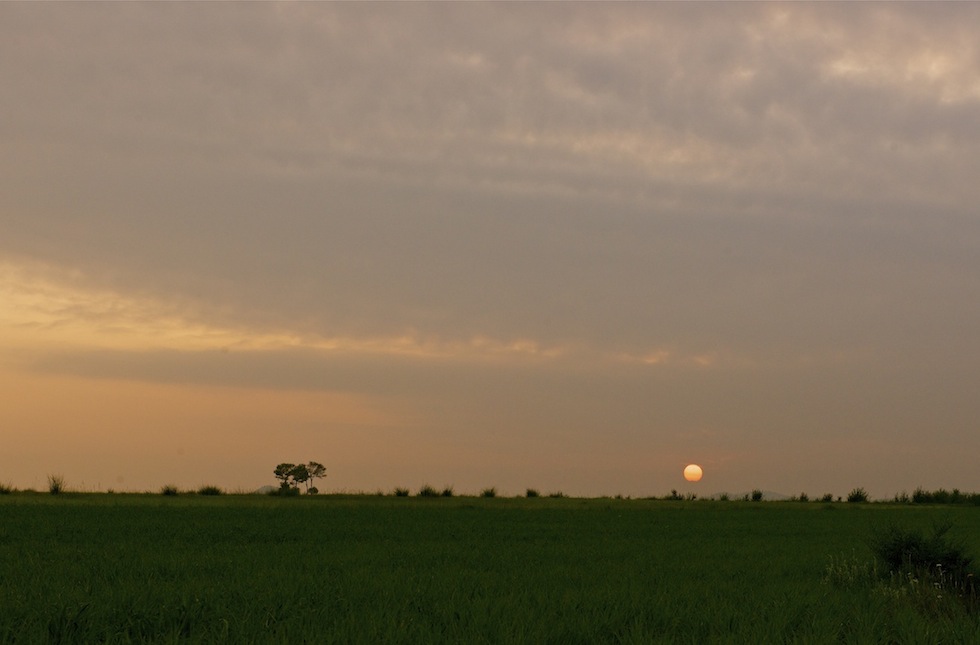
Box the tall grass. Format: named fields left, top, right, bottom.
left=47, top=475, right=65, bottom=495
left=2, top=496, right=979, bottom=641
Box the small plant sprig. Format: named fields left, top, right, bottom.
left=480, top=487, right=497, bottom=498
left=47, top=475, right=65, bottom=495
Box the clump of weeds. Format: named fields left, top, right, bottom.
left=47, top=475, right=65, bottom=495
left=870, top=522, right=978, bottom=615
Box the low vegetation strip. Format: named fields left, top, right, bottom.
left=0, top=495, right=978, bottom=643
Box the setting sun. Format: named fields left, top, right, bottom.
left=683, top=464, right=703, bottom=482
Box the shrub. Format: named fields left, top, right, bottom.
left=197, top=485, right=223, bottom=496
left=871, top=523, right=974, bottom=577
left=47, top=475, right=65, bottom=495
left=440, top=486, right=454, bottom=497
left=751, top=489, right=763, bottom=502
left=718, top=493, right=730, bottom=501
left=0, top=483, right=14, bottom=495
left=870, top=522, right=978, bottom=608
left=307, top=487, right=319, bottom=495
left=161, top=485, right=180, bottom=496
left=417, top=485, right=439, bottom=497
left=847, top=487, right=869, bottom=503
left=525, top=488, right=540, bottom=498
left=821, top=493, right=834, bottom=503
left=797, top=493, right=809, bottom=502
left=480, top=487, right=497, bottom=498
left=393, top=487, right=410, bottom=497
left=548, top=491, right=566, bottom=498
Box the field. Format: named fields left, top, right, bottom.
left=1, top=494, right=978, bottom=643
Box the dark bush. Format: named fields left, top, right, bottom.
left=393, top=487, right=410, bottom=497
left=197, top=485, right=223, bottom=496
left=417, top=485, right=439, bottom=497
left=751, top=489, right=763, bottom=502
left=161, top=485, right=179, bottom=496
left=480, top=487, right=497, bottom=498
left=847, top=487, right=869, bottom=503
left=871, top=522, right=978, bottom=606
left=872, top=523, right=972, bottom=575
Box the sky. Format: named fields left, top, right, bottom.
left=2, top=3, right=979, bottom=498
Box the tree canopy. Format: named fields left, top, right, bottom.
left=273, top=461, right=326, bottom=495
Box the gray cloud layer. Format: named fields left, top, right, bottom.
left=5, top=4, right=980, bottom=350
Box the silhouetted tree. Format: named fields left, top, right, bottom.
left=290, top=463, right=310, bottom=492
left=274, top=461, right=325, bottom=494
left=305, top=461, right=326, bottom=494
left=273, top=463, right=296, bottom=488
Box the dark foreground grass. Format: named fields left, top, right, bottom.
left=1, top=494, right=978, bottom=643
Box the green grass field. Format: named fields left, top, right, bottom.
left=1, top=494, right=978, bottom=643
